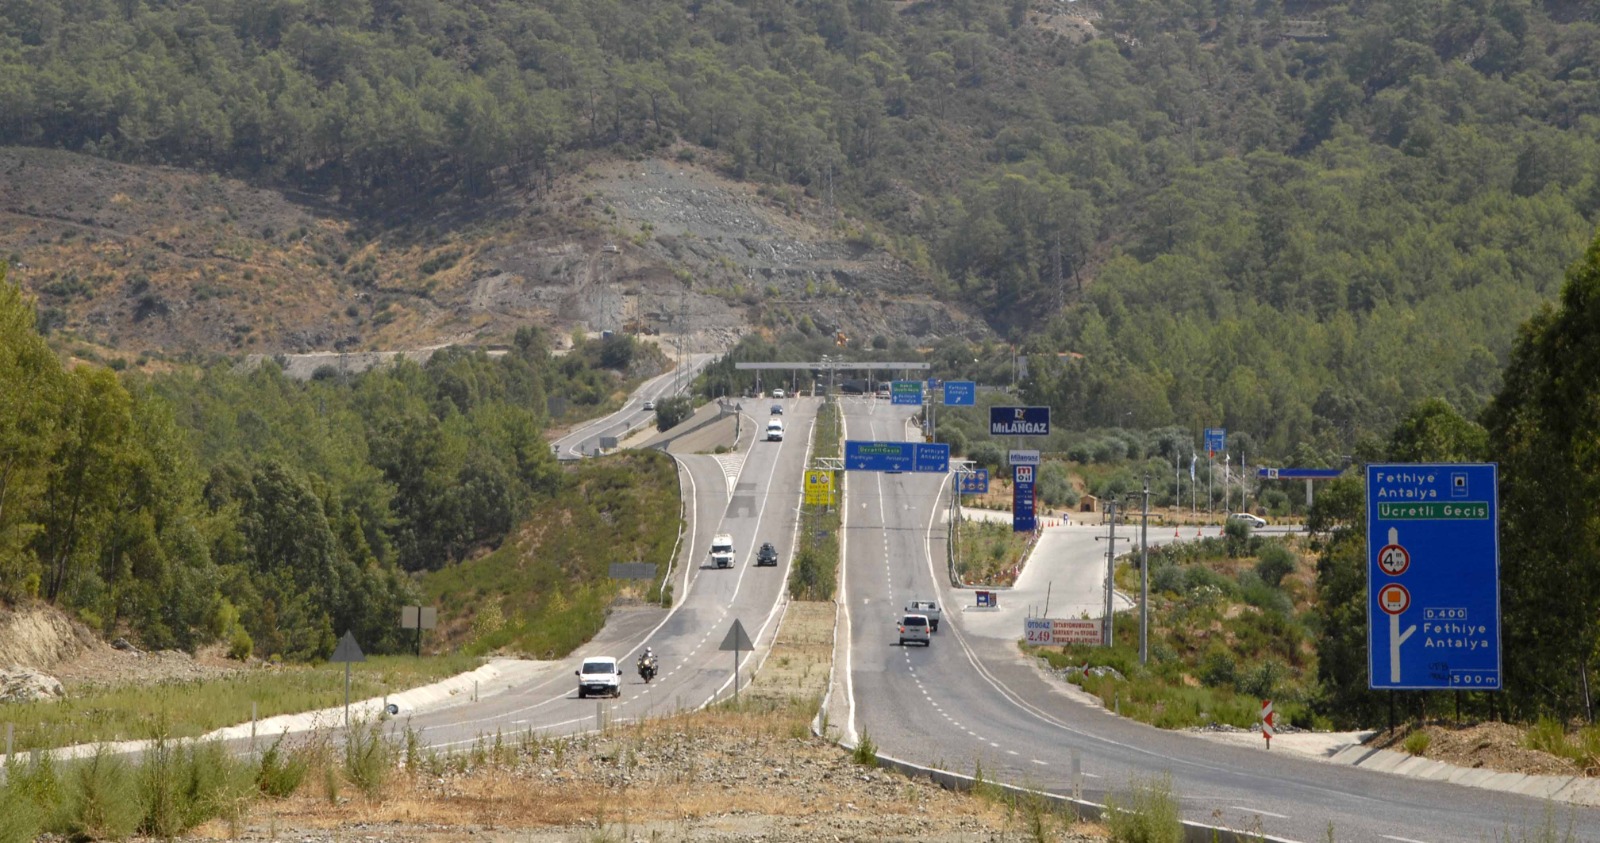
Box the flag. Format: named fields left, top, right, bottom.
left=1190, top=454, right=1196, bottom=481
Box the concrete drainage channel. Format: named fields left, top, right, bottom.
left=832, top=738, right=1298, bottom=843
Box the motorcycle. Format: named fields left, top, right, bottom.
left=638, top=657, right=658, bottom=683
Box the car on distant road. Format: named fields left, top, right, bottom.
left=575, top=656, right=623, bottom=698
left=771, top=404, right=783, bottom=415
left=766, top=419, right=784, bottom=441
left=898, top=614, right=931, bottom=647
left=756, top=542, right=779, bottom=567
left=643, top=400, right=655, bottom=411
left=710, top=533, right=736, bottom=568
left=1227, top=512, right=1267, bottom=528
left=772, top=388, right=786, bottom=399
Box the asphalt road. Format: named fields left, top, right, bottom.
left=836, top=398, right=1600, bottom=842
left=401, top=393, right=816, bottom=750
left=551, top=353, right=715, bottom=459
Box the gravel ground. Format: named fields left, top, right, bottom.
left=180, top=601, right=1110, bottom=842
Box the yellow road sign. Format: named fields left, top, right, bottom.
left=804, top=470, right=835, bottom=505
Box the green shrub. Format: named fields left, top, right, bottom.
left=257, top=734, right=309, bottom=798
left=0, top=772, right=43, bottom=843
left=1198, top=649, right=1237, bottom=689
left=344, top=718, right=395, bottom=800
left=1526, top=716, right=1574, bottom=759
left=58, top=746, right=141, bottom=841
left=1104, top=773, right=1183, bottom=843
left=228, top=626, right=254, bottom=661
left=852, top=733, right=878, bottom=768
left=1255, top=543, right=1297, bottom=588
left=1403, top=730, right=1432, bottom=756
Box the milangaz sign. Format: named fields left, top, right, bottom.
left=990, top=406, right=1051, bottom=436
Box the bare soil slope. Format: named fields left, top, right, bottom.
left=2, top=146, right=984, bottom=366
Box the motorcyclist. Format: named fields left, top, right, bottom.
left=638, top=648, right=657, bottom=675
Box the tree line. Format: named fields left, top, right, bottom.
left=1, top=266, right=654, bottom=660
left=5, top=1, right=1600, bottom=448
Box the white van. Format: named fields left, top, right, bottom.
left=710, top=533, right=735, bottom=568
left=766, top=419, right=784, bottom=441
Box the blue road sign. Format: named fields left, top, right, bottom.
left=990, top=406, right=1051, bottom=436
left=1257, top=467, right=1344, bottom=479
left=958, top=469, right=989, bottom=495
left=891, top=381, right=923, bottom=405
left=1012, top=464, right=1036, bottom=532
left=844, top=441, right=950, bottom=473
left=943, top=381, right=976, bottom=406
left=1204, top=427, right=1226, bottom=455
left=1367, top=463, right=1501, bottom=691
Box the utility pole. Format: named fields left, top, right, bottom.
left=1103, top=501, right=1118, bottom=647
left=1139, top=477, right=1150, bottom=666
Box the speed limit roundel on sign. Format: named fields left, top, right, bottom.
left=1378, top=583, right=1411, bottom=615
left=1377, top=543, right=1410, bottom=576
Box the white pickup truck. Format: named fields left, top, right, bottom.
left=902, top=601, right=934, bottom=633
left=905, top=600, right=941, bottom=632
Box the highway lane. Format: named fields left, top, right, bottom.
left=406, top=394, right=816, bottom=750
left=553, top=353, right=715, bottom=459
left=839, top=398, right=1600, bottom=842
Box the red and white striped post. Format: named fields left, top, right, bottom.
left=1261, top=699, right=1276, bottom=749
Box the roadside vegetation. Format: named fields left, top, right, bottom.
left=0, top=655, right=477, bottom=754
left=954, top=519, right=1035, bottom=588
left=788, top=400, right=841, bottom=601
left=1026, top=524, right=1321, bottom=732
left=421, top=450, right=681, bottom=658
left=0, top=265, right=669, bottom=662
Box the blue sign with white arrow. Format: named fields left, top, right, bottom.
left=943, top=381, right=976, bottom=406
left=1204, top=427, right=1226, bottom=456
left=845, top=441, right=950, bottom=473
left=1366, top=463, right=1501, bottom=691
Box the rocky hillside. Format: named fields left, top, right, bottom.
left=1, top=146, right=984, bottom=364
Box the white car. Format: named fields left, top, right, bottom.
left=643, top=400, right=655, bottom=411
left=766, top=419, right=784, bottom=441
left=772, top=388, right=785, bottom=399
left=1228, top=512, right=1268, bottom=528
left=575, top=656, right=622, bottom=698
left=899, top=614, right=931, bottom=647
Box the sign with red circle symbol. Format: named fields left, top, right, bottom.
left=1377, top=544, right=1410, bottom=576
left=1378, top=583, right=1411, bottom=615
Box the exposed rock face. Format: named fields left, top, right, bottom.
left=0, top=605, right=97, bottom=671
left=0, top=668, right=65, bottom=703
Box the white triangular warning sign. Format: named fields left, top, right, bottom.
left=719, top=619, right=754, bottom=652
left=330, top=631, right=366, bottom=663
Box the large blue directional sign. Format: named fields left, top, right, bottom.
left=1012, top=464, right=1037, bottom=532
left=990, top=406, right=1051, bottom=436
left=1204, top=427, right=1226, bottom=456
left=890, top=381, right=923, bottom=405
left=1367, top=463, right=1501, bottom=691
left=943, top=381, right=976, bottom=406
left=958, top=468, right=989, bottom=495
left=845, top=440, right=950, bottom=473
left=1257, top=467, right=1344, bottom=480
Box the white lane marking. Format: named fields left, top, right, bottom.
left=1030, top=759, right=1048, bottom=766
left=1230, top=806, right=1290, bottom=819
left=1380, top=837, right=1429, bottom=843
left=1007, top=750, right=1018, bottom=756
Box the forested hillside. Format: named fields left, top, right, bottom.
left=4, top=0, right=1600, bottom=448
left=0, top=261, right=670, bottom=659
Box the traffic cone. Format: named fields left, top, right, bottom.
left=1174, top=526, right=1181, bottom=538
left=1195, top=527, right=1202, bottom=537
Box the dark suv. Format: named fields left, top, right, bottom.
left=756, top=542, right=779, bottom=567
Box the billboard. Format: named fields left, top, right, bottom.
left=990, top=406, right=1051, bottom=436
